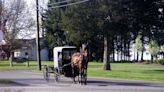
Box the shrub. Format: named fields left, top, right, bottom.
left=111, top=60, right=132, bottom=63
left=156, top=59, right=164, bottom=65
left=142, top=60, right=151, bottom=64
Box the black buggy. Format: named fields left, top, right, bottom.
left=43, top=46, right=81, bottom=83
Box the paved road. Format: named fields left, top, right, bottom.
left=0, top=70, right=164, bottom=92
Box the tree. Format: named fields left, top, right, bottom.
left=0, top=0, right=35, bottom=59
left=43, top=0, right=164, bottom=68
left=135, top=34, right=144, bottom=62
left=160, top=45, right=164, bottom=58
left=148, top=40, right=159, bottom=63
left=130, top=0, right=163, bottom=60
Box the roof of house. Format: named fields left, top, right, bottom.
left=15, top=39, right=36, bottom=50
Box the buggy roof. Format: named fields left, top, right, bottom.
left=53, top=46, right=77, bottom=52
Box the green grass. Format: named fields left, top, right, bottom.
left=88, top=62, right=164, bottom=82
left=0, top=61, right=164, bottom=82
left=0, top=61, right=53, bottom=71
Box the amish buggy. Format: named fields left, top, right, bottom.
left=43, top=46, right=88, bottom=85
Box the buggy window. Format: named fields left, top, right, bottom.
left=62, top=49, right=77, bottom=60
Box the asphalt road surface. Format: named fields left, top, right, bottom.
left=0, top=70, right=164, bottom=92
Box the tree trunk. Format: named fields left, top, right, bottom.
left=151, top=55, right=154, bottom=63
left=123, top=39, right=126, bottom=61
left=103, top=35, right=111, bottom=70
left=10, top=52, right=14, bottom=67
left=112, top=39, right=115, bottom=61
left=120, top=37, right=123, bottom=61
left=116, top=36, right=119, bottom=61
left=133, top=50, right=136, bottom=62
left=141, top=35, right=144, bottom=62
left=141, top=50, right=143, bottom=62
left=112, top=48, right=115, bottom=62
left=128, top=42, right=130, bottom=61
left=137, top=51, right=139, bottom=62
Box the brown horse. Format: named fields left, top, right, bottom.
left=71, top=50, right=88, bottom=85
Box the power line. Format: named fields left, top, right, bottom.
left=48, top=0, right=72, bottom=6
left=35, top=0, right=89, bottom=71
left=43, top=0, right=89, bottom=9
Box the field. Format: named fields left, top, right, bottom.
left=0, top=61, right=52, bottom=71
left=0, top=61, right=164, bottom=82
left=88, top=62, right=164, bottom=82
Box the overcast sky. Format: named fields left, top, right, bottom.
left=26, top=0, right=48, bottom=10
left=26, top=0, right=48, bottom=39
left=0, top=0, right=49, bottom=41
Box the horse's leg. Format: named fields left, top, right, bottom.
left=80, top=69, right=82, bottom=84
left=72, top=66, right=76, bottom=84
left=80, top=70, right=82, bottom=85
left=78, top=70, right=80, bottom=84
left=82, top=69, right=85, bottom=84
left=80, top=67, right=84, bottom=85
left=84, top=69, right=87, bottom=85
left=84, top=61, right=88, bottom=85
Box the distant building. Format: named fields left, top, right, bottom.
left=113, top=44, right=163, bottom=61
left=14, top=39, right=49, bottom=61
left=129, top=44, right=151, bottom=61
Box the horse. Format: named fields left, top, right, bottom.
left=71, top=49, right=88, bottom=85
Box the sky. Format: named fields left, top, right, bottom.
left=25, top=0, right=48, bottom=39
left=26, top=0, right=48, bottom=10
left=0, top=31, right=3, bottom=41
left=0, top=0, right=49, bottom=42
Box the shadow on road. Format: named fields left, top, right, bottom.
left=87, top=80, right=164, bottom=88
left=1, top=78, right=164, bottom=88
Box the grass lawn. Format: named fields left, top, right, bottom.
left=0, top=61, right=53, bottom=71
left=0, top=61, right=164, bottom=82
left=88, top=62, right=164, bottom=83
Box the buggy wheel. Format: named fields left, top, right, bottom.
left=43, top=65, right=50, bottom=82
left=54, top=68, right=60, bottom=83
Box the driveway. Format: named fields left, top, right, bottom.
left=0, top=70, right=164, bottom=92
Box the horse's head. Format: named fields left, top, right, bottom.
left=81, top=50, right=88, bottom=57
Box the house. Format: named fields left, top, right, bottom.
left=14, top=39, right=49, bottom=61
left=113, top=44, right=163, bottom=61
left=129, top=44, right=151, bottom=61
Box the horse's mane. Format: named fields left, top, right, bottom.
left=72, top=52, right=81, bottom=57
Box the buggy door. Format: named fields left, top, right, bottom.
left=61, top=48, right=78, bottom=77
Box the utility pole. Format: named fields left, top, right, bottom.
left=0, top=0, right=2, bottom=31
left=35, top=0, right=89, bottom=71
left=36, top=0, right=41, bottom=71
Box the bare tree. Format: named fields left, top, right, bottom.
left=0, top=0, right=35, bottom=59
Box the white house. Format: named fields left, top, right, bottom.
left=114, top=44, right=163, bottom=61
left=129, top=44, right=151, bottom=61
